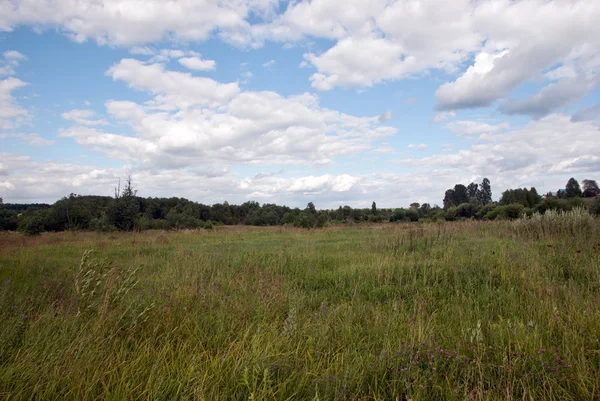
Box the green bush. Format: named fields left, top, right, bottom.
left=484, top=203, right=524, bottom=220
left=18, top=212, right=46, bottom=235
left=89, top=214, right=116, bottom=232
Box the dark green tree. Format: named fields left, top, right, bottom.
left=478, top=178, right=492, bottom=204
left=565, top=177, right=582, bottom=198
left=582, top=179, right=599, bottom=197
left=453, top=184, right=469, bottom=205
left=371, top=201, right=377, bottom=215
left=467, top=182, right=479, bottom=201
left=419, top=203, right=431, bottom=216
left=107, top=175, right=140, bottom=231
left=443, top=189, right=456, bottom=209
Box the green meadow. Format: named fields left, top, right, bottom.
left=1, top=215, right=599, bottom=400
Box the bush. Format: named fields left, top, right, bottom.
left=89, top=214, right=116, bottom=232
left=444, top=206, right=458, bottom=221
left=389, top=209, right=406, bottom=222
left=315, top=214, right=327, bottom=228
left=18, top=212, right=45, bottom=235
left=476, top=203, right=497, bottom=219
left=484, top=203, right=524, bottom=220
left=534, top=198, right=571, bottom=214
left=405, top=208, right=420, bottom=222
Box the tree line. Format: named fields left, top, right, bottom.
left=1, top=176, right=598, bottom=235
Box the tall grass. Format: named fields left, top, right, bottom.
left=1, top=221, right=599, bottom=400
left=513, top=207, right=596, bottom=238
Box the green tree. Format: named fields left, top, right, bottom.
left=478, top=178, right=492, bottom=204
left=582, top=179, right=599, bottom=197
left=453, top=184, right=469, bottom=205
left=443, top=189, right=456, bottom=209
left=107, top=175, right=140, bottom=231
left=371, top=201, right=377, bottom=215
left=565, top=177, right=582, bottom=198
left=306, top=202, right=316, bottom=215
left=409, top=202, right=420, bottom=209
left=467, top=182, right=479, bottom=201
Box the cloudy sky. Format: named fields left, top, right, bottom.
left=1, top=0, right=599, bottom=208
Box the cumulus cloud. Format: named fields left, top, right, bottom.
left=571, top=104, right=600, bottom=122
left=378, top=111, right=392, bottom=122
left=395, top=114, right=600, bottom=194
left=0, top=0, right=279, bottom=46
left=4, top=114, right=599, bottom=207
left=61, top=109, right=107, bottom=126
left=269, top=0, right=599, bottom=116
left=262, top=59, right=276, bottom=68
left=178, top=56, right=216, bottom=71
left=0, top=77, right=29, bottom=130
left=106, top=59, right=240, bottom=109
left=499, top=77, right=595, bottom=118
left=0, top=50, right=26, bottom=76
left=445, top=120, right=509, bottom=136
left=408, top=143, right=427, bottom=150
left=433, top=111, right=455, bottom=123
left=59, top=58, right=397, bottom=171
left=1, top=133, right=54, bottom=146
left=2, top=1, right=599, bottom=116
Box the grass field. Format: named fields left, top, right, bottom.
left=1, top=218, right=600, bottom=400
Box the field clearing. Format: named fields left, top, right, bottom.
left=1, top=221, right=600, bottom=400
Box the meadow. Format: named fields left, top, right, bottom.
left=1, top=212, right=599, bottom=400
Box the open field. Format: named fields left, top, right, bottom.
left=1, top=220, right=600, bottom=400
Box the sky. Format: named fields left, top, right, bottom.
left=0, top=0, right=599, bottom=209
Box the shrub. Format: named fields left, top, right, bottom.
left=444, top=206, right=458, bottom=221
left=18, top=212, right=46, bottom=235
left=389, top=209, right=406, bottom=222
left=484, top=203, right=524, bottom=220
left=89, top=214, right=117, bottom=232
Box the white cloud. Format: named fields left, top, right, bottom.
left=262, top=59, right=276, bottom=68
left=408, top=143, right=427, bottom=150
left=106, top=59, right=240, bottom=109
left=378, top=111, right=392, bottom=122
left=4, top=114, right=599, bottom=207
left=433, top=111, right=455, bottom=123
left=395, top=114, right=600, bottom=196
left=372, top=146, right=395, bottom=154
left=256, top=0, right=600, bottom=116
left=2, top=1, right=599, bottom=116
left=1, top=133, right=54, bottom=146
left=0, top=77, right=29, bottom=129
left=571, top=104, right=600, bottom=122
left=129, top=46, right=155, bottom=56
left=58, top=58, right=397, bottom=171
left=178, top=56, right=216, bottom=71
left=0, top=0, right=279, bottom=46
left=499, top=76, right=595, bottom=118
left=3, top=50, right=25, bottom=60
left=0, top=50, right=26, bottom=76
left=445, top=120, right=509, bottom=136
left=61, top=109, right=107, bottom=126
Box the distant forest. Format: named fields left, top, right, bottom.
left=1, top=176, right=599, bottom=235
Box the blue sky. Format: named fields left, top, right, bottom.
left=1, top=0, right=599, bottom=208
